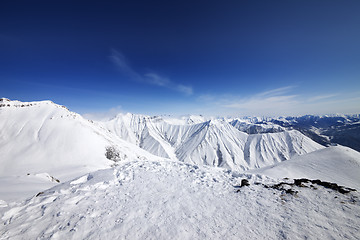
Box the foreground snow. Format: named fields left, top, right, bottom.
left=1, top=98, right=359, bottom=239
left=1, top=160, right=359, bottom=239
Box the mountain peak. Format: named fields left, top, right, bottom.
left=0, top=97, right=11, bottom=102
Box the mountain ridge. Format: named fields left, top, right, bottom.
left=0, top=98, right=357, bottom=204
left=1, top=98, right=360, bottom=239
left=101, top=112, right=324, bottom=171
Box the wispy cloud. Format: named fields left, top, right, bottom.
left=176, top=84, right=193, bottom=95
left=221, top=87, right=300, bottom=116
left=110, top=49, right=193, bottom=95
left=145, top=73, right=193, bottom=95
left=197, top=87, right=359, bottom=117
left=109, top=50, right=142, bottom=81
left=307, top=94, right=338, bottom=102
left=256, top=86, right=296, bottom=97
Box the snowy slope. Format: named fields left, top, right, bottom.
left=230, top=114, right=360, bottom=151
left=230, top=118, right=285, bottom=134
left=103, top=113, right=177, bottom=159
left=101, top=114, right=324, bottom=171
left=0, top=98, right=325, bottom=205
left=1, top=98, right=360, bottom=239
left=174, top=120, right=248, bottom=169
left=0, top=99, right=163, bottom=203
left=248, top=145, right=360, bottom=189
left=1, top=160, right=359, bottom=239
left=243, top=130, right=324, bottom=169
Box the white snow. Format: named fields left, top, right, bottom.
left=101, top=113, right=324, bottom=171
left=1, top=99, right=360, bottom=239
left=1, top=160, right=359, bottom=239
left=162, top=114, right=207, bottom=125
left=230, top=117, right=285, bottom=133
left=248, top=145, right=360, bottom=189
left=0, top=100, right=165, bottom=204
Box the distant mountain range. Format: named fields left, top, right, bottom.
left=229, top=114, right=360, bottom=152
left=1, top=98, right=359, bottom=176
left=100, top=113, right=323, bottom=171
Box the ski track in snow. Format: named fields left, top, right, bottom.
left=1, top=160, right=359, bottom=240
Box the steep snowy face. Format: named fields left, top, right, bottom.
left=103, top=115, right=250, bottom=169
left=175, top=120, right=248, bottom=169
left=0, top=100, right=106, bottom=176
left=101, top=114, right=324, bottom=171
left=103, top=113, right=148, bottom=145
left=243, top=130, right=324, bottom=169
left=103, top=113, right=177, bottom=159
left=0, top=100, right=163, bottom=201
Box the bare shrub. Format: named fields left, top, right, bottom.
left=105, top=146, right=122, bottom=162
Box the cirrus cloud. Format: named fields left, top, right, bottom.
left=197, top=86, right=360, bottom=117
left=110, top=49, right=193, bottom=95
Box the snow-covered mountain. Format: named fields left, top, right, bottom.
left=230, top=117, right=285, bottom=134
left=230, top=114, right=360, bottom=152
left=0, top=98, right=326, bottom=202
left=248, top=145, right=360, bottom=189
left=1, top=98, right=360, bottom=239
left=101, top=113, right=324, bottom=171
left=0, top=98, right=163, bottom=202
left=162, top=114, right=207, bottom=125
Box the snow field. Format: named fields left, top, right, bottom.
left=250, top=146, right=360, bottom=189
left=1, top=160, right=359, bottom=240
left=1, top=99, right=360, bottom=239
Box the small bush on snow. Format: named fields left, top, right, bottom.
left=105, top=146, right=121, bottom=162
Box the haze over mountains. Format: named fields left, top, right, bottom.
left=1, top=98, right=359, bottom=239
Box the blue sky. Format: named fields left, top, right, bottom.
left=1, top=1, right=360, bottom=118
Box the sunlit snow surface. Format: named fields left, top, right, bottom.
left=101, top=113, right=324, bottom=170
left=1, top=160, right=359, bottom=239
left=0, top=99, right=323, bottom=203
left=0, top=99, right=165, bottom=203
left=1, top=99, right=360, bottom=239
left=249, top=145, right=360, bottom=190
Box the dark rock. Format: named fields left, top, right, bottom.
left=36, top=192, right=44, bottom=197
left=285, top=189, right=298, bottom=195
left=294, top=178, right=310, bottom=187
left=241, top=179, right=250, bottom=187
left=292, top=178, right=357, bottom=194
